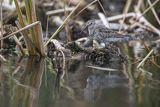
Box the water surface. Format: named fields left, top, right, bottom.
left=0, top=55, right=160, bottom=107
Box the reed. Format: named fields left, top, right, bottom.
left=14, top=0, right=45, bottom=56
left=44, top=0, right=82, bottom=47
left=0, top=0, right=3, bottom=48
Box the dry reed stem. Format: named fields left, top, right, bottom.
left=87, top=65, right=120, bottom=71
left=136, top=0, right=143, bottom=10
left=107, top=12, right=135, bottom=21
left=0, top=21, right=39, bottom=40
left=125, top=0, right=160, bottom=35
left=44, top=0, right=83, bottom=47
left=15, top=21, right=35, bottom=47
left=36, top=22, right=45, bottom=56
left=73, top=0, right=98, bottom=19
left=97, top=0, right=107, bottom=16
left=25, top=0, right=45, bottom=56
left=135, top=0, right=160, bottom=20
left=119, top=0, right=132, bottom=32
left=136, top=13, right=160, bottom=35
left=96, top=0, right=110, bottom=28
left=147, top=0, right=160, bottom=25
left=16, top=20, right=45, bottom=56
left=44, top=16, right=49, bottom=42
left=0, top=0, right=3, bottom=48
left=12, top=66, right=21, bottom=75
left=12, top=35, right=25, bottom=55
left=46, top=7, right=75, bottom=15
left=138, top=68, right=152, bottom=77
left=137, top=49, right=154, bottom=69
left=14, top=0, right=36, bottom=55
left=98, top=12, right=110, bottom=28
left=0, top=54, right=6, bottom=62
left=31, top=0, right=45, bottom=56
left=9, top=26, right=25, bottom=55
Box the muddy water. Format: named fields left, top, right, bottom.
left=0, top=55, right=160, bottom=107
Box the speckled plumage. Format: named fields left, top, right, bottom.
left=81, top=20, right=132, bottom=45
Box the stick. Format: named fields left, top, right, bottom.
left=46, top=7, right=75, bottom=15
left=0, top=21, right=40, bottom=40
left=137, top=49, right=154, bottom=69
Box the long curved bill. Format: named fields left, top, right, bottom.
left=80, top=24, right=88, bottom=34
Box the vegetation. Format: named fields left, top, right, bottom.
left=0, top=0, right=160, bottom=107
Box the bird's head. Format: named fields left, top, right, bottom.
left=80, top=20, right=96, bottom=34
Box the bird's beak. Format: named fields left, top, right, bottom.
left=80, top=24, right=88, bottom=34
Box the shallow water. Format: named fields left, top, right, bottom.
left=0, top=55, right=160, bottom=107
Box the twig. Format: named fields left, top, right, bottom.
left=0, top=0, right=3, bottom=48
left=45, top=16, right=49, bottom=42
left=123, top=0, right=133, bottom=14
left=15, top=21, right=37, bottom=50
left=106, top=12, right=160, bottom=35
left=147, top=0, right=160, bottom=25
left=135, top=12, right=160, bottom=35
left=15, top=21, right=26, bottom=41
left=0, top=21, right=40, bottom=40
left=13, top=35, right=25, bottom=55
left=87, top=65, right=121, bottom=71
left=126, top=0, right=160, bottom=35
left=0, top=54, right=6, bottom=62
left=97, top=0, right=107, bottom=16
left=136, top=0, right=160, bottom=20
left=107, top=12, right=136, bottom=21
left=42, top=2, right=54, bottom=7
left=137, top=49, right=154, bottom=69
left=44, top=0, right=83, bottom=47
left=136, top=0, right=143, bottom=10
left=138, top=68, right=152, bottom=77
left=119, top=0, right=132, bottom=32
left=46, top=7, right=75, bottom=16
left=73, top=0, right=98, bottom=19
left=12, top=66, right=21, bottom=76
left=9, top=28, right=25, bottom=55
left=98, top=12, right=110, bottom=28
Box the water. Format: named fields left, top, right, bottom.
left=0, top=55, right=160, bottom=107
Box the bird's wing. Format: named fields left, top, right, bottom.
left=95, top=28, right=119, bottom=38
left=98, top=28, right=131, bottom=38
left=93, top=27, right=133, bottom=43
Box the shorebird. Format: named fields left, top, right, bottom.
left=81, top=20, right=133, bottom=47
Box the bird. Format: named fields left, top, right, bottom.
left=81, top=20, right=133, bottom=47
